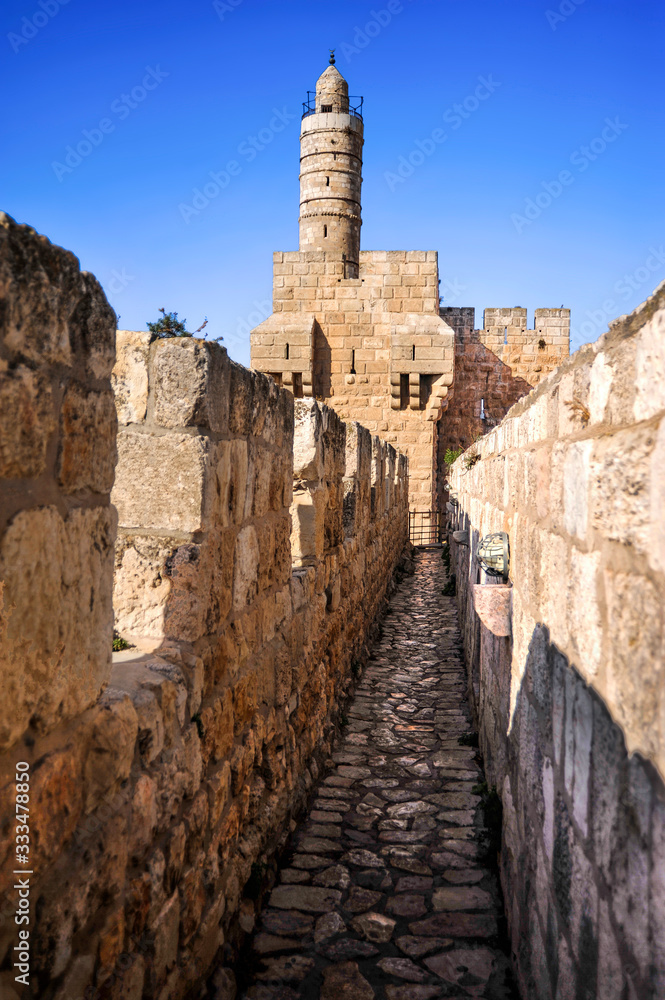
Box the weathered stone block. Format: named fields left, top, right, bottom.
left=0, top=365, right=56, bottom=478
left=566, top=548, right=602, bottom=681
left=113, top=429, right=208, bottom=533
left=152, top=891, right=180, bottom=985
left=113, top=535, right=174, bottom=639
left=233, top=526, right=259, bottom=610
left=113, top=330, right=151, bottom=423
left=85, top=691, right=139, bottom=812
left=0, top=505, right=115, bottom=749
left=58, top=382, right=117, bottom=493
left=152, top=338, right=229, bottom=432
left=605, top=571, right=663, bottom=764
left=0, top=213, right=115, bottom=375
left=473, top=584, right=512, bottom=637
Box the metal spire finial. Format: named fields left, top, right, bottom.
left=329, top=49, right=335, bottom=65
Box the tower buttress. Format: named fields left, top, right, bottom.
left=299, top=58, right=364, bottom=276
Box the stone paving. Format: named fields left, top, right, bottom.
left=239, top=551, right=516, bottom=1000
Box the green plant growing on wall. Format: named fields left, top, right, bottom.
left=147, top=308, right=210, bottom=342
left=444, top=446, right=463, bottom=467
left=112, top=631, right=132, bottom=652
left=465, top=452, right=481, bottom=470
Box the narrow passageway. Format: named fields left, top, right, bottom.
left=238, top=551, right=516, bottom=1000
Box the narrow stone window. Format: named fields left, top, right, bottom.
left=321, top=104, right=332, bottom=113
left=350, top=349, right=356, bottom=374
left=269, top=372, right=282, bottom=387
left=326, top=176, right=330, bottom=186
left=504, top=326, right=508, bottom=344
left=412, top=345, right=416, bottom=361
left=400, top=374, right=409, bottom=409
left=285, top=343, right=289, bottom=360
left=292, top=373, right=303, bottom=398
left=323, top=225, right=327, bottom=238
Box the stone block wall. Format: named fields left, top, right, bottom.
left=479, top=306, right=570, bottom=385
left=437, top=305, right=570, bottom=513
left=0, top=212, right=117, bottom=752
left=447, top=282, right=665, bottom=999
left=251, top=249, right=454, bottom=511
left=0, top=222, right=410, bottom=1000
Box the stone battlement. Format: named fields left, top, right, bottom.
left=448, top=279, right=665, bottom=998
left=440, top=305, right=570, bottom=385
left=0, top=214, right=412, bottom=1000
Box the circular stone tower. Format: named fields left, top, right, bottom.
left=299, top=57, right=364, bottom=276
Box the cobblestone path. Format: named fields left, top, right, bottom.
left=240, top=551, right=515, bottom=1000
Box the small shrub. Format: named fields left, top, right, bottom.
left=147, top=308, right=209, bottom=343
left=112, top=631, right=132, bottom=652
left=464, top=452, right=481, bottom=470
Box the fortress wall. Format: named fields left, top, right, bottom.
left=0, top=214, right=118, bottom=755
left=447, top=282, right=665, bottom=999
left=0, top=220, right=410, bottom=1000
left=252, top=249, right=454, bottom=511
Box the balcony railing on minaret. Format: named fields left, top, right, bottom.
left=301, top=93, right=364, bottom=121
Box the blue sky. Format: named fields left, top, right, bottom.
left=1, top=0, right=663, bottom=365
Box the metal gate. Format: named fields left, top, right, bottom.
left=409, top=510, right=444, bottom=547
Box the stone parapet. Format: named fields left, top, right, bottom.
left=447, top=280, right=665, bottom=999
left=0, top=225, right=411, bottom=1000
left=0, top=214, right=117, bottom=752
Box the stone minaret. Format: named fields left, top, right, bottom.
left=298, top=55, right=364, bottom=277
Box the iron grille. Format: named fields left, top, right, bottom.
left=409, top=510, right=443, bottom=547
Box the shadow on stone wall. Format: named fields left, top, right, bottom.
left=313, top=319, right=331, bottom=399
left=490, top=624, right=664, bottom=1000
